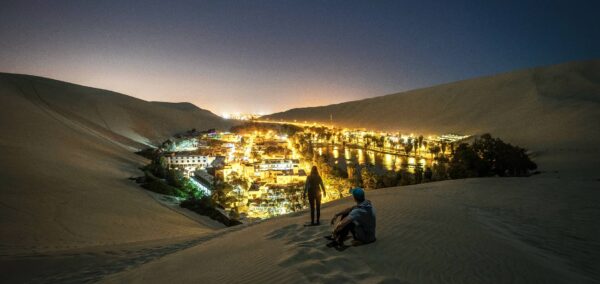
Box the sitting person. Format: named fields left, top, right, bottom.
left=328, top=187, right=376, bottom=247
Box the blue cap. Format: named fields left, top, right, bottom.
left=349, top=187, right=365, bottom=200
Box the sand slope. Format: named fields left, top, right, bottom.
left=265, top=60, right=600, bottom=151
left=2, top=63, right=599, bottom=283
left=98, top=61, right=600, bottom=283
left=0, top=73, right=230, bottom=255
left=104, top=176, right=600, bottom=283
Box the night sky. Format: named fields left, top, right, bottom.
left=1, top=1, right=599, bottom=115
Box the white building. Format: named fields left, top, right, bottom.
left=191, top=170, right=215, bottom=195
left=166, top=154, right=216, bottom=177
left=172, top=138, right=199, bottom=152
left=257, top=159, right=300, bottom=172
left=166, top=154, right=215, bottom=168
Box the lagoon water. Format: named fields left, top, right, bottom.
left=314, top=145, right=432, bottom=174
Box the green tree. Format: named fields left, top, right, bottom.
left=413, top=139, right=419, bottom=155
left=441, top=142, right=447, bottom=156
left=414, top=164, right=424, bottom=184
left=148, top=156, right=168, bottom=178
left=471, top=134, right=537, bottom=176
left=382, top=171, right=398, bottom=188
left=166, top=169, right=184, bottom=188
left=432, top=162, right=448, bottom=181
left=360, top=165, right=378, bottom=190
left=229, top=207, right=240, bottom=219
left=404, top=142, right=413, bottom=156
left=430, top=145, right=441, bottom=159
left=448, top=143, right=485, bottom=179
left=211, top=182, right=235, bottom=208
left=397, top=168, right=413, bottom=186
left=424, top=167, right=433, bottom=181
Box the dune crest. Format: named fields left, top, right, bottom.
left=264, top=60, right=600, bottom=150
left=0, top=73, right=230, bottom=255
left=104, top=178, right=600, bottom=283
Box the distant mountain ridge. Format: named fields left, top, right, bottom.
left=264, top=60, right=600, bottom=151
left=151, top=101, right=211, bottom=112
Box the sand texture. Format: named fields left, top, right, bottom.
left=265, top=60, right=600, bottom=174
left=1, top=61, right=599, bottom=283
left=0, top=73, right=230, bottom=256
left=103, top=176, right=600, bottom=283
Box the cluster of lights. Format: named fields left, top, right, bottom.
left=222, top=112, right=266, bottom=120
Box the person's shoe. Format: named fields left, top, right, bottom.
left=334, top=244, right=349, bottom=251
left=315, top=221, right=321, bottom=226
left=326, top=240, right=339, bottom=247
left=336, top=238, right=345, bottom=247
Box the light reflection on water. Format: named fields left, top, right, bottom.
left=358, top=149, right=365, bottom=164
left=315, top=146, right=432, bottom=174
left=384, top=154, right=393, bottom=170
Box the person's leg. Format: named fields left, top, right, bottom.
left=340, top=211, right=350, bottom=219
left=308, top=196, right=315, bottom=224
left=333, top=219, right=355, bottom=245
left=315, top=194, right=321, bottom=224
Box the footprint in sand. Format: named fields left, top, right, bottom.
left=265, top=222, right=405, bottom=283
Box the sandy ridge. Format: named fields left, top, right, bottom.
left=103, top=177, right=600, bottom=284
left=0, top=73, right=231, bottom=256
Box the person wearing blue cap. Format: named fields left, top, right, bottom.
left=328, top=187, right=376, bottom=247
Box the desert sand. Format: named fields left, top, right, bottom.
left=1, top=60, right=599, bottom=283
left=264, top=60, right=600, bottom=146
left=100, top=175, right=599, bottom=283
left=0, top=73, right=231, bottom=257
left=264, top=60, right=600, bottom=176
left=104, top=61, right=599, bottom=283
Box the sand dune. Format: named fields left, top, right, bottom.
left=2, top=62, right=599, bottom=283
left=103, top=176, right=600, bottom=283
left=96, top=61, right=600, bottom=283
left=264, top=60, right=600, bottom=174
left=0, top=73, right=230, bottom=255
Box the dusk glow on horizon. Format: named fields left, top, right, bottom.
left=1, top=0, right=599, bottom=114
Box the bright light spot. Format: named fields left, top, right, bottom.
left=408, top=157, right=416, bottom=165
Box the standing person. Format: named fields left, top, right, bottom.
left=328, top=188, right=376, bottom=247
left=303, top=166, right=327, bottom=225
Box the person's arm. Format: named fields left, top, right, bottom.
left=303, top=177, right=308, bottom=200
left=330, top=206, right=355, bottom=225
left=319, top=176, right=326, bottom=197
left=333, top=214, right=353, bottom=234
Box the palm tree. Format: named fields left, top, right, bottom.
left=441, top=142, right=447, bottom=157
left=404, top=142, right=413, bottom=156
left=430, top=145, right=441, bottom=159
left=413, top=139, right=419, bottom=156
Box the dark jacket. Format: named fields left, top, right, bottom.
left=304, top=174, right=325, bottom=197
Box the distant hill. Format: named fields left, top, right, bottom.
left=1, top=73, right=230, bottom=147
left=264, top=60, right=600, bottom=151
left=0, top=73, right=230, bottom=254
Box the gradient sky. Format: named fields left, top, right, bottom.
left=1, top=1, right=599, bottom=115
